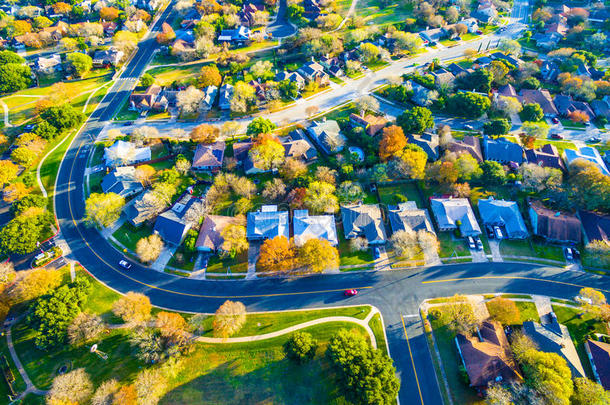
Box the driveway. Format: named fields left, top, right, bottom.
left=267, top=0, right=296, bottom=38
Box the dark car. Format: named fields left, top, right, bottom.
left=372, top=247, right=381, bottom=259
left=588, top=137, right=602, bottom=143
left=551, top=117, right=559, bottom=124
left=550, top=133, right=563, bottom=139
left=23, top=124, right=36, bottom=131
left=118, top=260, right=132, bottom=270
left=476, top=30, right=483, bottom=35
left=344, top=289, right=358, bottom=297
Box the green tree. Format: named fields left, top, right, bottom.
left=327, top=329, right=400, bottom=405
left=481, top=160, right=506, bottom=185
left=457, top=68, right=493, bottom=92
left=0, top=63, right=32, bottom=94
left=34, top=120, right=58, bottom=140
left=247, top=117, right=277, bottom=137
left=518, top=349, right=573, bottom=405
left=0, top=50, right=24, bottom=65
left=249, top=133, right=285, bottom=170
left=285, top=331, right=318, bottom=363
left=568, top=160, right=610, bottom=211
left=84, top=192, right=125, bottom=228
left=66, top=52, right=93, bottom=78
left=278, top=80, right=299, bottom=100
left=396, top=106, right=434, bottom=134
left=483, top=118, right=511, bottom=136
left=40, top=104, right=85, bottom=132
left=287, top=4, right=304, bottom=20
left=521, top=103, right=544, bottom=122
left=571, top=377, right=610, bottom=405
left=139, top=73, right=155, bottom=87
left=446, top=92, right=491, bottom=118
left=10, top=194, right=47, bottom=215
left=0, top=209, right=53, bottom=255
left=304, top=181, right=339, bottom=214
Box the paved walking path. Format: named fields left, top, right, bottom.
left=0, top=100, right=11, bottom=127
left=6, top=322, right=48, bottom=398
left=196, top=310, right=379, bottom=349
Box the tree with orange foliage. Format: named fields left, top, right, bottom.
left=113, top=385, right=137, bottom=405
left=100, top=6, right=120, bottom=21
left=3, top=183, right=29, bottom=203
left=52, top=2, right=72, bottom=14
left=156, top=23, right=176, bottom=44
left=519, top=133, right=536, bottom=149
left=257, top=236, right=297, bottom=272
left=378, top=125, right=407, bottom=161
left=568, top=110, right=590, bottom=123
left=156, top=311, right=187, bottom=341
left=190, top=123, right=219, bottom=143
left=249, top=133, right=285, bottom=170
left=438, top=161, right=459, bottom=184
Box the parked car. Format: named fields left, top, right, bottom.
left=572, top=248, right=580, bottom=259
left=476, top=238, right=483, bottom=251
left=550, top=133, right=563, bottom=139
left=564, top=247, right=573, bottom=261
left=493, top=226, right=503, bottom=239
left=476, top=30, right=483, bottom=35
left=372, top=247, right=381, bottom=259
left=575, top=295, right=592, bottom=305
left=551, top=117, right=559, bottom=124
left=587, top=137, right=602, bottom=143
left=486, top=227, right=495, bottom=239
left=118, top=260, right=132, bottom=270
left=344, top=289, right=358, bottom=297
left=467, top=236, right=476, bottom=249
left=463, top=124, right=474, bottom=131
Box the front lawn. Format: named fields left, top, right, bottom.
left=515, top=301, right=539, bottom=323
left=112, top=222, right=153, bottom=252
left=532, top=139, right=577, bottom=155
left=438, top=233, right=470, bottom=258
left=206, top=252, right=248, bottom=274
left=337, top=231, right=374, bottom=266
left=499, top=238, right=565, bottom=262
left=552, top=305, right=608, bottom=379
left=167, top=245, right=198, bottom=271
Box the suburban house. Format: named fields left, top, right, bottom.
left=125, top=194, right=148, bottom=227
left=478, top=198, right=528, bottom=239
left=233, top=141, right=264, bottom=175
left=430, top=68, right=455, bottom=88
left=430, top=198, right=481, bottom=237
left=275, top=71, right=305, bottom=90
left=495, top=83, right=522, bottom=103
left=293, top=210, right=338, bottom=246
left=92, top=48, right=124, bottom=67
left=387, top=202, right=435, bottom=235
left=408, top=133, right=439, bottom=161
left=472, top=0, right=498, bottom=23
left=307, top=120, right=346, bottom=155
left=100, top=166, right=143, bottom=198
left=340, top=204, right=387, bottom=244
left=532, top=32, right=562, bottom=49
left=283, top=136, right=317, bottom=163
left=528, top=200, right=582, bottom=244
left=490, top=51, right=520, bottom=67
left=218, top=26, right=251, bottom=44
left=553, top=95, right=595, bottom=120
left=218, top=84, right=233, bottom=110
left=578, top=210, right=610, bottom=245
left=419, top=27, right=444, bottom=44
left=457, top=18, right=479, bottom=33
left=585, top=339, right=610, bottom=390
left=525, top=144, right=566, bottom=171
left=520, top=89, right=558, bottom=117
left=246, top=205, right=289, bottom=241
left=239, top=3, right=262, bottom=27
left=523, top=316, right=585, bottom=377
left=34, top=54, right=62, bottom=74
left=591, top=99, right=610, bottom=120
left=129, top=84, right=162, bottom=112
left=447, top=136, right=484, bottom=162
left=297, top=61, right=330, bottom=85
left=540, top=60, right=560, bottom=82
left=564, top=147, right=610, bottom=176
left=153, top=195, right=199, bottom=246
left=199, top=86, right=218, bottom=111
left=455, top=321, right=521, bottom=389
left=195, top=215, right=245, bottom=253
left=104, top=140, right=151, bottom=167
left=482, top=135, right=524, bottom=165
left=349, top=113, right=388, bottom=136
left=191, top=141, right=225, bottom=172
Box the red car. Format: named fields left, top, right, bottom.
left=344, top=289, right=358, bottom=297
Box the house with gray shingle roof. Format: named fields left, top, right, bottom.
left=293, top=210, right=338, bottom=246
left=585, top=339, right=610, bottom=390
left=153, top=194, right=199, bottom=246
left=388, top=202, right=435, bottom=235
left=101, top=166, right=143, bottom=198
left=341, top=204, right=386, bottom=244
left=478, top=198, right=528, bottom=239
left=483, top=135, right=524, bottom=165
left=523, top=315, right=585, bottom=378
left=196, top=215, right=245, bottom=252
left=192, top=141, right=225, bottom=172
left=430, top=198, right=481, bottom=237
left=408, top=133, right=439, bottom=161
left=246, top=205, right=289, bottom=241
left=307, top=120, right=346, bottom=155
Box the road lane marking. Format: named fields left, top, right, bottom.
left=401, top=314, right=424, bottom=405
left=422, top=276, right=610, bottom=293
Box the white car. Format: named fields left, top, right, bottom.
left=467, top=236, right=476, bottom=249
left=118, top=260, right=132, bottom=270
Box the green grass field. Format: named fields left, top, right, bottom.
left=377, top=182, right=424, bottom=207
left=438, top=233, right=470, bottom=258
left=206, top=252, right=248, bottom=273
left=337, top=231, right=375, bottom=266
left=499, top=238, right=565, bottom=262
left=112, top=222, right=153, bottom=252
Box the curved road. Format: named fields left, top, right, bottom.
left=53, top=0, right=597, bottom=403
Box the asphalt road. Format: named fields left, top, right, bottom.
left=50, top=1, right=591, bottom=404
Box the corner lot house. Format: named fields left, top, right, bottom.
left=387, top=202, right=435, bottom=235
left=196, top=215, right=245, bottom=253
left=100, top=166, right=143, bottom=198
left=455, top=321, right=522, bottom=389
left=246, top=206, right=289, bottom=241
left=528, top=200, right=582, bottom=244
left=104, top=140, right=151, bottom=167
left=478, top=198, right=528, bottom=239
left=341, top=204, right=386, bottom=244
left=430, top=198, right=481, bottom=237
left=585, top=339, right=610, bottom=390
left=293, top=210, right=338, bottom=246
left=564, top=147, right=610, bottom=176
left=523, top=316, right=585, bottom=377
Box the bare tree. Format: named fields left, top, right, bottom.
left=176, top=86, right=205, bottom=114
left=91, top=379, right=121, bottom=405
left=390, top=229, right=419, bottom=258
left=136, top=234, right=164, bottom=263
left=220, top=121, right=241, bottom=140
left=134, top=368, right=167, bottom=405
left=417, top=230, right=439, bottom=260
left=0, top=261, right=16, bottom=285
left=183, top=201, right=207, bottom=224
left=175, top=157, right=191, bottom=174
left=349, top=237, right=368, bottom=252
left=315, top=166, right=337, bottom=185
left=262, top=178, right=287, bottom=201
left=355, top=95, right=379, bottom=114
left=213, top=300, right=247, bottom=338
left=68, top=312, right=105, bottom=345
left=47, top=368, right=93, bottom=405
